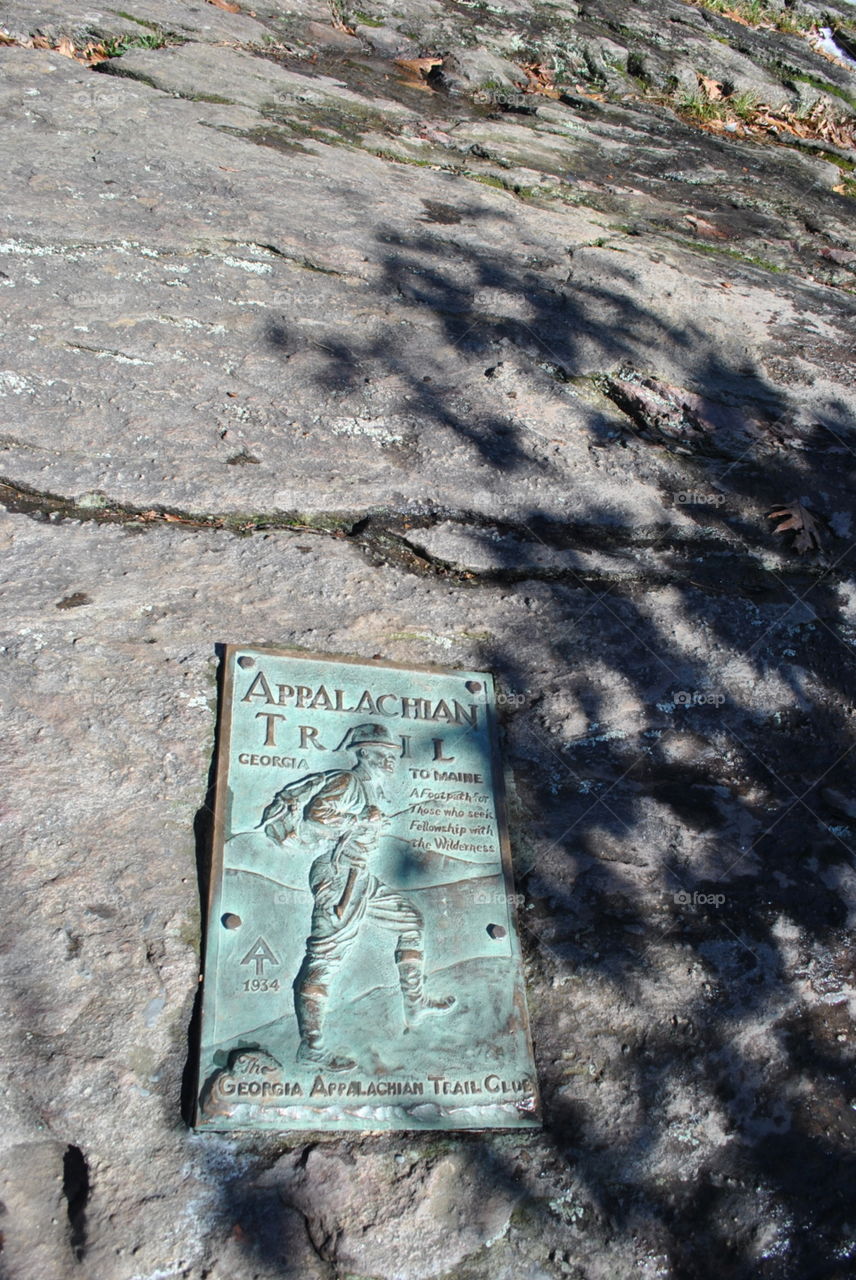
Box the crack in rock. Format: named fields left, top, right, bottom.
left=0, top=478, right=835, bottom=599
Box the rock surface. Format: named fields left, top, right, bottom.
left=1, top=0, right=855, bottom=1277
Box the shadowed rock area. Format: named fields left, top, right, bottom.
left=0, top=0, right=855, bottom=1276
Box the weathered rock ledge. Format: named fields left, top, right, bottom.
left=1, top=1, right=855, bottom=1277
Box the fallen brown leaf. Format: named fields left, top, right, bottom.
left=1, top=30, right=110, bottom=64
left=768, top=501, right=823, bottom=554
left=698, top=74, right=723, bottom=100
left=521, top=62, right=561, bottom=98
left=81, top=41, right=109, bottom=65
left=394, top=56, right=443, bottom=91
left=207, top=0, right=241, bottom=11
left=394, top=56, right=443, bottom=77
left=719, top=7, right=756, bottom=24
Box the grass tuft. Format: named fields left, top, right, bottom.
left=102, top=29, right=171, bottom=58
left=691, top=0, right=816, bottom=34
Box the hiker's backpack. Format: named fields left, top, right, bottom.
left=259, top=769, right=344, bottom=846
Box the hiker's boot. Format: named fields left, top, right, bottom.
left=294, top=964, right=356, bottom=1072
left=296, top=1040, right=356, bottom=1072
left=396, top=949, right=456, bottom=1030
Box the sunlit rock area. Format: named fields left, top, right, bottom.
left=1, top=0, right=855, bottom=1276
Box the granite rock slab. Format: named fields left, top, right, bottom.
left=1, top=0, right=855, bottom=1276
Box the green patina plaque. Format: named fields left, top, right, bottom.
left=195, top=646, right=540, bottom=1132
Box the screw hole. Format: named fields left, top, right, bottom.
left=487, top=923, right=507, bottom=940
left=222, top=913, right=242, bottom=929
left=237, top=655, right=255, bottom=669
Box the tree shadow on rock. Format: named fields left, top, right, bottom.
left=233, top=209, right=856, bottom=1278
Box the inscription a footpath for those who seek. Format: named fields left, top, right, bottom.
left=196, top=646, right=540, bottom=1132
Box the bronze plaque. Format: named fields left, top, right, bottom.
left=195, top=646, right=539, bottom=1132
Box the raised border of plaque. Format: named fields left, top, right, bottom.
left=195, top=646, right=540, bottom=1132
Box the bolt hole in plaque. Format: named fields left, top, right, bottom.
left=487, top=923, right=507, bottom=939
left=221, top=913, right=242, bottom=929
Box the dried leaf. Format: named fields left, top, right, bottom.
left=81, top=41, right=109, bottom=65
left=768, top=501, right=823, bottom=554
left=31, top=35, right=52, bottom=49
left=698, top=74, right=723, bottom=100
left=0, top=31, right=18, bottom=45
left=394, top=56, right=443, bottom=77
left=207, top=0, right=241, bottom=11
left=394, top=56, right=442, bottom=91
left=521, top=62, right=561, bottom=98
left=719, top=7, right=754, bottom=24
left=56, top=34, right=76, bottom=59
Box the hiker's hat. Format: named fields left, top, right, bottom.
left=338, top=722, right=400, bottom=752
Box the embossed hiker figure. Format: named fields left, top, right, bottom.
left=260, top=723, right=455, bottom=1072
